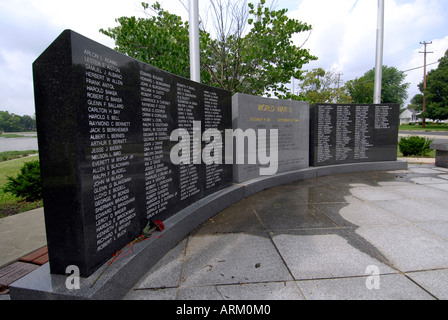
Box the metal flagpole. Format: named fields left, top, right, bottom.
left=373, top=0, right=384, bottom=104
left=189, top=0, right=200, bottom=83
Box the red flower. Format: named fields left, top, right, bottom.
left=153, top=219, right=165, bottom=231
left=142, top=219, right=165, bottom=238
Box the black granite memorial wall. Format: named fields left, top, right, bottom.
left=232, top=93, right=309, bottom=183
left=309, top=103, right=399, bottom=166
left=34, top=30, right=232, bottom=277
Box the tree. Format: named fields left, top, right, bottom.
left=418, top=49, right=448, bottom=121
left=100, top=2, right=192, bottom=79
left=224, top=0, right=316, bottom=98
left=344, top=77, right=373, bottom=104
left=0, top=111, right=22, bottom=132
left=19, top=115, right=36, bottom=131
left=408, top=94, right=423, bottom=111
left=100, top=1, right=316, bottom=98
left=345, top=66, right=409, bottom=106
left=297, top=68, right=351, bottom=105
left=0, top=111, right=36, bottom=132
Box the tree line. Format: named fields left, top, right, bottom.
left=0, top=111, right=36, bottom=133
left=294, top=65, right=409, bottom=110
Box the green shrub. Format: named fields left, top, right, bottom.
left=398, top=136, right=433, bottom=157
left=3, top=160, right=42, bottom=202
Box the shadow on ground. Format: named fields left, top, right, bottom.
left=126, top=165, right=448, bottom=300
left=193, top=170, right=408, bottom=267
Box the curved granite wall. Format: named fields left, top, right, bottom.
left=10, top=29, right=405, bottom=300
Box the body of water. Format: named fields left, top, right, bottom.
left=0, top=135, right=39, bottom=152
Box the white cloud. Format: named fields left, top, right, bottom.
left=0, top=0, right=147, bottom=115
left=0, top=0, right=447, bottom=115
left=401, top=35, right=448, bottom=101
left=289, top=0, right=380, bottom=82
left=26, top=0, right=148, bottom=47
left=0, top=50, right=35, bottom=116
left=289, top=0, right=448, bottom=104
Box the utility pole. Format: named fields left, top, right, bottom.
left=373, top=0, right=384, bottom=104
left=419, top=41, right=432, bottom=128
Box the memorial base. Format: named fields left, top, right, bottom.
left=435, top=150, right=448, bottom=168
left=431, top=143, right=448, bottom=169
left=10, top=161, right=407, bottom=300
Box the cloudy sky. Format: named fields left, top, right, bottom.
left=1, top=0, right=447, bottom=116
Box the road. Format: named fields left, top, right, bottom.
left=399, top=131, right=448, bottom=144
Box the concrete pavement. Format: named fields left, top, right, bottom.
left=125, top=163, right=448, bottom=300
left=0, top=207, right=46, bottom=269
left=2, top=163, right=448, bottom=300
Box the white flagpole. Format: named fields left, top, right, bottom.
left=189, top=0, right=200, bottom=83
left=373, top=0, right=384, bottom=104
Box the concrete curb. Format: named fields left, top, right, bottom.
left=9, top=161, right=408, bottom=300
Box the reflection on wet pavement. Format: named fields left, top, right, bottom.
left=127, top=165, right=448, bottom=300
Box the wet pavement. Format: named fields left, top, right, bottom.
left=124, top=164, right=448, bottom=300
left=2, top=163, right=448, bottom=300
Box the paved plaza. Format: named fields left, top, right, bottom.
left=2, top=163, right=448, bottom=300
left=124, top=163, right=448, bottom=300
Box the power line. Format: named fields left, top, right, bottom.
left=342, top=61, right=439, bottom=86
left=401, top=61, right=438, bottom=73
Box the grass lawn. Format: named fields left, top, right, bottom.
left=400, top=124, right=448, bottom=131
left=0, top=155, right=43, bottom=218
left=0, top=150, right=39, bottom=162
